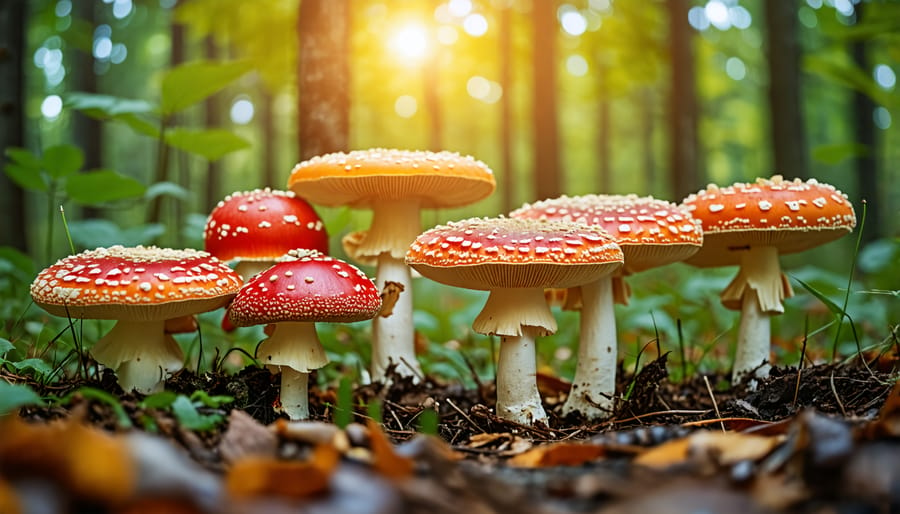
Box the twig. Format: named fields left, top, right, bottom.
left=446, top=398, right=485, bottom=434
left=792, top=325, right=809, bottom=409
left=830, top=370, right=847, bottom=417
left=703, top=375, right=726, bottom=433
left=399, top=356, right=425, bottom=383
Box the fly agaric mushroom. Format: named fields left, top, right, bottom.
left=204, top=188, right=328, bottom=281
left=288, top=149, right=496, bottom=382
left=227, top=249, right=382, bottom=420
left=681, top=175, right=856, bottom=383
left=511, top=194, right=703, bottom=419
left=30, top=246, right=243, bottom=393
left=406, top=217, right=623, bottom=425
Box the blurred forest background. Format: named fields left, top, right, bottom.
left=0, top=0, right=897, bottom=381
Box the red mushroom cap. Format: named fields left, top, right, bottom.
left=227, top=250, right=382, bottom=326
left=30, top=246, right=243, bottom=321
left=204, top=188, right=329, bottom=262
left=405, top=217, right=624, bottom=290
left=510, top=194, right=702, bottom=273
left=681, top=175, right=857, bottom=267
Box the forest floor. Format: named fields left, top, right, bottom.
left=2, top=349, right=899, bottom=514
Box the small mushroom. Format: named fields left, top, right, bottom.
left=30, top=246, right=243, bottom=393
left=227, top=249, right=382, bottom=420
left=681, top=176, right=856, bottom=383
left=406, top=217, right=623, bottom=425
left=511, top=194, right=703, bottom=419
left=288, top=149, right=496, bottom=382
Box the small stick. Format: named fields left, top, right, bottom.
left=703, top=375, right=726, bottom=433
left=446, top=398, right=485, bottom=434
left=830, top=370, right=847, bottom=417
left=792, top=323, right=809, bottom=408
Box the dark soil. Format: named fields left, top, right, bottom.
left=3, top=350, right=899, bottom=514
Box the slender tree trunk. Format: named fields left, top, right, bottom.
left=532, top=0, right=561, bottom=201
left=850, top=5, right=881, bottom=242
left=667, top=0, right=700, bottom=200
left=204, top=37, right=222, bottom=212
left=641, top=88, right=656, bottom=195
left=0, top=0, right=27, bottom=252
left=72, top=1, right=102, bottom=221
left=261, top=88, right=277, bottom=187
left=764, top=0, right=809, bottom=179
left=424, top=0, right=442, bottom=152
left=597, top=63, right=611, bottom=193
left=297, top=0, right=350, bottom=160
left=499, top=3, right=514, bottom=212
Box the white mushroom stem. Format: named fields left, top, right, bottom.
left=91, top=320, right=184, bottom=394
left=562, top=275, right=617, bottom=419
left=473, top=288, right=555, bottom=425
left=357, top=199, right=424, bottom=383
left=496, top=326, right=548, bottom=425
left=371, top=253, right=420, bottom=381
left=257, top=321, right=328, bottom=420
left=234, top=260, right=275, bottom=282
left=723, top=246, right=790, bottom=384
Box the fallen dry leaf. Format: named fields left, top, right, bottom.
left=367, top=420, right=415, bottom=479
left=0, top=415, right=135, bottom=505
left=379, top=281, right=405, bottom=318
left=509, top=442, right=606, bottom=468
left=864, top=380, right=900, bottom=439
left=0, top=478, right=21, bottom=514
left=634, top=431, right=781, bottom=469
left=226, top=443, right=340, bottom=499
left=219, top=410, right=278, bottom=466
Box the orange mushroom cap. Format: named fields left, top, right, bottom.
left=511, top=194, right=702, bottom=274
left=287, top=148, right=496, bottom=209
left=30, top=246, right=243, bottom=321
left=406, top=217, right=624, bottom=291
left=681, top=175, right=856, bottom=267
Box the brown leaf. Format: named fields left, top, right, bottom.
left=509, top=442, right=606, bottom=468
left=379, top=281, right=405, bottom=318
left=0, top=416, right=135, bottom=505
left=367, top=420, right=414, bottom=479
left=635, top=431, right=781, bottom=469
left=865, top=380, right=900, bottom=438
left=219, top=410, right=278, bottom=466
left=226, top=444, right=340, bottom=499
left=0, top=479, right=21, bottom=514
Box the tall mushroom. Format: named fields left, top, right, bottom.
left=511, top=194, right=703, bottom=419
left=204, top=188, right=328, bottom=281
left=681, top=176, right=856, bottom=383
left=30, top=246, right=243, bottom=393
left=227, top=249, right=382, bottom=420
left=406, top=217, right=623, bottom=425
left=288, top=149, right=496, bottom=382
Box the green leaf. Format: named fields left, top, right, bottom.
left=171, top=395, right=223, bottom=431
left=811, top=143, right=869, bottom=165
left=160, top=60, right=251, bottom=115
left=145, top=181, right=191, bottom=202
left=0, top=382, right=44, bottom=415
left=0, top=338, right=14, bottom=355
left=114, top=113, right=161, bottom=138
left=189, top=390, right=233, bottom=408
left=3, top=163, right=47, bottom=192
left=140, top=391, right=178, bottom=409
left=65, top=92, right=155, bottom=117
left=42, top=144, right=84, bottom=179
left=805, top=55, right=897, bottom=108
left=164, top=128, right=251, bottom=161
left=5, top=147, right=43, bottom=169
left=65, top=170, right=146, bottom=205
left=11, top=358, right=54, bottom=376
left=791, top=275, right=845, bottom=317
left=0, top=246, right=36, bottom=277
left=68, top=219, right=165, bottom=248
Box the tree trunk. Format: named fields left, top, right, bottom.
left=596, top=63, right=611, bottom=193
left=641, top=88, right=656, bottom=196
left=850, top=6, right=881, bottom=243
left=204, top=37, right=223, bottom=212
left=667, top=0, right=700, bottom=200
left=0, top=0, right=27, bottom=252
left=764, top=0, right=809, bottom=179
left=72, top=1, right=102, bottom=221
left=261, top=88, right=278, bottom=188
left=297, top=0, right=350, bottom=161
left=499, top=3, right=514, bottom=213
left=532, top=0, right=561, bottom=201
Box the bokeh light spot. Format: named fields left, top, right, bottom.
left=705, top=1, right=731, bottom=30
left=230, top=97, right=254, bottom=125
left=560, top=9, right=587, bottom=36
left=688, top=6, right=710, bottom=31
left=395, top=95, right=418, bottom=118
left=566, top=55, right=589, bottom=77
left=41, top=95, right=63, bottom=120
left=447, top=0, right=472, bottom=18
left=725, top=57, right=746, bottom=80
left=874, top=64, right=896, bottom=90
left=463, top=13, right=488, bottom=36
left=389, top=24, right=429, bottom=62
left=873, top=107, right=891, bottom=130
